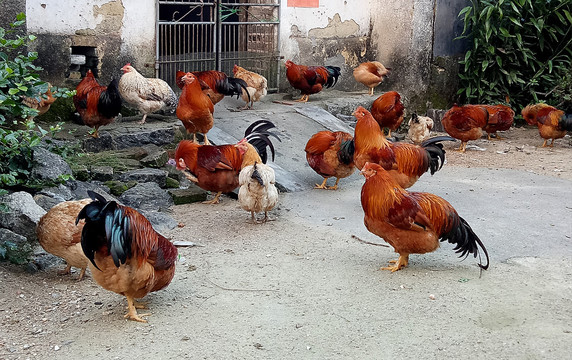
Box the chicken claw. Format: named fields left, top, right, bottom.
left=294, top=94, right=309, bottom=102
left=380, top=255, right=409, bottom=272
left=125, top=296, right=150, bottom=323
left=314, top=177, right=330, bottom=190
left=202, top=191, right=222, bottom=204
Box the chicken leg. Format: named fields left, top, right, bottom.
left=203, top=133, right=210, bottom=145
left=368, top=87, right=374, bottom=96
left=314, top=177, right=330, bottom=189
left=294, top=94, right=309, bottom=102
left=328, top=178, right=341, bottom=190
left=381, top=254, right=409, bottom=272
left=457, top=141, right=467, bottom=153
left=124, top=296, right=150, bottom=323
left=139, top=113, right=148, bottom=125
left=57, top=264, right=72, bottom=276
left=203, top=191, right=222, bottom=204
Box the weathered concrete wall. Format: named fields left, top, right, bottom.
left=0, top=0, right=26, bottom=32
left=24, top=0, right=155, bottom=86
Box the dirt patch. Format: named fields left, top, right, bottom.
left=1, top=125, right=571, bottom=359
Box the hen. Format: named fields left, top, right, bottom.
left=521, top=103, right=572, bottom=147
left=238, top=162, right=278, bottom=223
left=233, top=64, right=267, bottom=109
left=174, top=120, right=279, bottom=204
left=353, top=61, right=390, bottom=96
left=305, top=130, right=355, bottom=190
left=370, top=91, right=405, bottom=137
left=21, top=83, right=56, bottom=121
left=73, top=70, right=122, bottom=138
left=36, top=199, right=92, bottom=280
left=441, top=104, right=489, bottom=152
left=407, top=113, right=434, bottom=145
left=77, top=191, right=177, bottom=323
left=353, top=106, right=452, bottom=189
left=175, top=70, right=249, bottom=106
left=482, top=104, right=515, bottom=140
left=119, top=63, right=178, bottom=124
left=284, top=60, right=341, bottom=102
left=176, top=72, right=215, bottom=145
left=360, top=162, right=489, bottom=272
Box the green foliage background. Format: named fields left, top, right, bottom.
left=457, top=0, right=572, bottom=112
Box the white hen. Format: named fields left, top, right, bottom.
left=407, top=113, right=434, bottom=145
left=119, top=63, right=178, bottom=124
left=238, top=162, right=278, bottom=223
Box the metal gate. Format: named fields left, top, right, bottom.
left=156, top=0, right=280, bottom=91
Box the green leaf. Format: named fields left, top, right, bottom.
left=508, top=17, right=522, bottom=27
left=564, top=10, right=572, bottom=24
left=482, top=60, right=489, bottom=71
left=8, top=88, right=19, bottom=95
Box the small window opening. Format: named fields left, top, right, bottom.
left=69, top=46, right=99, bottom=78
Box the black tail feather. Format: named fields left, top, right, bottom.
left=421, top=135, right=456, bottom=175
left=97, top=78, right=122, bottom=119
left=244, top=120, right=281, bottom=164
left=324, top=66, right=341, bottom=88
left=338, top=139, right=355, bottom=165
left=76, top=191, right=132, bottom=270
left=251, top=162, right=264, bottom=186
left=559, top=114, right=572, bottom=132
left=216, top=77, right=251, bottom=104
left=441, top=215, right=489, bottom=270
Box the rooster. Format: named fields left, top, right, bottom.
left=360, top=162, right=489, bottom=272
left=77, top=191, right=177, bottom=323
left=176, top=72, right=215, bottom=145
left=119, top=63, right=178, bottom=124
left=36, top=199, right=92, bottom=281
left=352, top=106, right=452, bottom=189
left=441, top=104, right=489, bottom=152
left=73, top=70, right=122, bottom=138
left=284, top=60, right=341, bottom=102
left=482, top=104, right=515, bottom=140
left=175, top=69, right=249, bottom=106
left=174, top=120, right=279, bottom=204
left=370, top=91, right=405, bottom=137
left=305, top=130, right=355, bottom=190
left=407, top=113, right=434, bottom=145
left=21, top=83, right=56, bottom=121
left=238, top=162, right=278, bottom=223
left=232, top=64, right=267, bottom=109
left=353, top=61, right=390, bottom=96
left=521, top=103, right=572, bottom=147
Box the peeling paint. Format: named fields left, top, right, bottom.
left=308, top=14, right=359, bottom=39
left=93, top=0, right=125, bottom=34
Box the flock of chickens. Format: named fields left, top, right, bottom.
left=31, top=59, right=572, bottom=323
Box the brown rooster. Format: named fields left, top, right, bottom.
left=441, top=104, right=489, bottom=152
left=36, top=199, right=92, bottom=280
left=73, top=70, right=122, bottom=138
left=360, top=162, right=489, bottom=272
left=482, top=104, right=515, bottom=140
left=305, top=130, right=355, bottom=190
left=173, top=120, right=279, bottom=204
left=175, top=69, right=249, bottom=106
left=353, top=61, right=390, bottom=96
left=77, top=191, right=177, bottom=322
left=284, top=60, right=341, bottom=102
left=521, top=103, right=572, bottom=147
left=176, top=72, right=215, bottom=145
left=370, top=91, right=405, bottom=137
left=352, top=106, right=452, bottom=189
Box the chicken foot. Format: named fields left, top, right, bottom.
left=138, top=113, right=148, bottom=125
left=203, top=191, right=222, bottom=204
left=57, top=264, right=72, bottom=276
left=124, top=296, right=150, bottom=323
left=487, top=133, right=505, bottom=141
left=542, top=139, right=555, bottom=147
left=203, top=133, right=210, bottom=145
left=294, top=94, right=309, bottom=102
left=456, top=141, right=467, bottom=153
left=314, top=177, right=330, bottom=189
left=368, top=87, right=374, bottom=96
left=380, top=254, right=409, bottom=272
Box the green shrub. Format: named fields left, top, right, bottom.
left=0, top=13, right=74, bottom=191
left=457, top=0, right=572, bottom=112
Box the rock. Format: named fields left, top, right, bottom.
left=83, top=132, right=113, bottom=152
left=31, top=147, right=72, bottom=182
left=72, top=165, right=90, bottom=181
left=119, top=182, right=174, bottom=212
left=140, top=147, right=169, bottom=168
left=90, top=165, right=114, bottom=182
left=113, top=127, right=180, bottom=149
left=39, top=184, right=74, bottom=202
left=120, top=168, right=168, bottom=188
left=141, top=211, right=178, bottom=235
left=0, top=228, right=33, bottom=264
left=165, top=177, right=180, bottom=189
left=104, top=180, right=138, bottom=196
left=34, top=194, right=62, bottom=211
left=0, top=192, right=46, bottom=241
left=66, top=181, right=112, bottom=201
left=168, top=187, right=208, bottom=205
